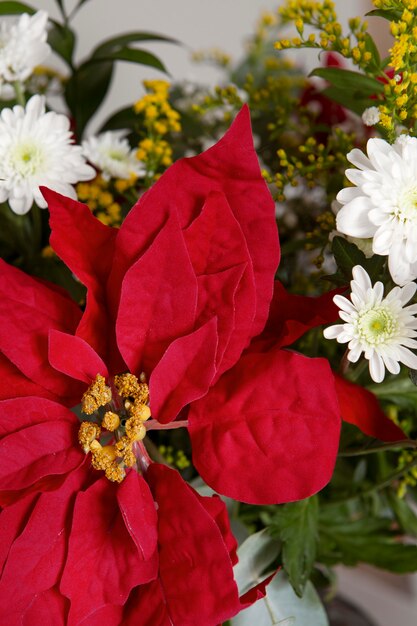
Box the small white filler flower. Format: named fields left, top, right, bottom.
left=361, top=106, right=381, bottom=127
left=336, top=135, right=417, bottom=285
left=323, top=265, right=417, bottom=383
left=0, top=11, right=50, bottom=86
left=0, top=94, right=95, bottom=215
left=82, top=130, right=145, bottom=181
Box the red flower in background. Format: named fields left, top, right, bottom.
left=0, top=107, right=341, bottom=624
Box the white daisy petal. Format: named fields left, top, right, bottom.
left=323, top=264, right=417, bottom=382
left=369, top=352, right=385, bottom=383
left=0, top=95, right=94, bottom=214
left=336, top=134, right=417, bottom=284
left=82, top=130, right=145, bottom=181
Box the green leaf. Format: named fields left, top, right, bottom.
left=318, top=513, right=417, bottom=573
left=231, top=576, right=328, bottom=626
left=0, top=1, right=35, bottom=14
left=233, top=530, right=281, bottom=596
left=361, top=253, right=386, bottom=283
left=366, top=9, right=402, bottom=21
left=331, top=237, right=366, bottom=279
left=363, top=33, right=381, bottom=69
left=47, top=22, right=76, bottom=67
left=99, top=105, right=137, bottom=133
left=368, top=377, right=417, bottom=410
left=321, top=85, right=373, bottom=117
left=87, top=47, right=167, bottom=74
left=91, top=31, right=180, bottom=58
left=387, top=491, right=417, bottom=537
left=270, top=497, right=318, bottom=597
left=64, top=60, right=114, bottom=138
left=310, top=67, right=384, bottom=96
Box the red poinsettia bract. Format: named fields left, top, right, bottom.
left=0, top=106, right=340, bottom=624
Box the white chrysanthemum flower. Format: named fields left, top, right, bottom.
left=82, top=130, right=145, bottom=181
left=323, top=265, right=417, bottom=382
left=0, top=94, right=95, bottom=215
left=336, top=135, right=417, bottom=285
left=361, top=106, right=380, bottom=127
left=0, top=11, right=50, bottom=85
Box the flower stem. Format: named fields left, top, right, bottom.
left=339, top=439, right=417, bottom=457
left=145, top=419, right=189, bottom=431
left=13, top=81, right=26, bottom=107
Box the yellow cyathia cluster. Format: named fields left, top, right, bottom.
left=191, top=47, right=231, bottom=68
left=78, top=373, right=151, bottom=483
left=77, top=175, right=123, bottom=227
left=376, top=1, right=417, bottom=134
left=158, top=445, right=191, bottom=470
left=275, top=1, right=372, bottom=72
left=133, top=80, right=181, bottom=182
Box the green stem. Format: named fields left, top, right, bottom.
left=29, top=203, right=43, bottom=256
left=13, top=81, right=26, bottom=106
left=326, top=457, right=417, bottom=506
left=339, top=439, right=417, bottom=457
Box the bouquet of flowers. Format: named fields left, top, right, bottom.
left=1, top=1, right=417, bottom=625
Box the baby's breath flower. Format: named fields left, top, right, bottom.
left=361, top=106, right=381, bottom=126
left=324, top=265, right=417, bottom=382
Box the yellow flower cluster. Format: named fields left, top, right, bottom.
left=76, top=175, right=122, bottom=227
left=134, top=80, right=181, bottom=183
left=376, top=1, right=417, bottom=133
left=275, top=1, right=372, bottom=72
left=158, top=445, right=190, bottom=470
left=191, top=48, right=231, bottom=68
left=397, top=450, right=417, bottom=498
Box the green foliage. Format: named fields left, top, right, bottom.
left=269, top=497, right=318, bottom=597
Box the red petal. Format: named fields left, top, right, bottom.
left=109, top=106, right=278, bottom=347
left=184, top=191, right=256, bottom=375
left=149, top=318, right=218, bottom=423
left=49, top=330, right=108, bottom=383
left=0, top=467, right=86, bottom=625
left=117, top=470, right=158, bottom=561
left=194, top=492, right=238, bottom=565
left=334, top=373, right=406, bottom=442
left=261, top=281, right=341, bottom=349
left=0, top=398, right=82, bottom=496
left=21, top=587, right=67, bottom=626
left=22, top=587, right=68, bottom=626
left=61, top=474, right=158, bottom=624
left=189, top=347, right=341, bottom=504
left=0, top=260, right=83, bottom=401
left=0, top=353, right=56, bottom=402
left=146, top=464, right=242, bottom=626
left=116, top=211, right=198, bottom=375
left=123, top=581, right=173, bottom=626
left=0, top=492, right=37, bottom=574
left=44, top=187, right=118, bottom=360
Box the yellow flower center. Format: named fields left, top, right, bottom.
left=78, top=373, right=151, bottom=482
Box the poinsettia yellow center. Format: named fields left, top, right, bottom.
left=78, top=373, right=151, bottom=482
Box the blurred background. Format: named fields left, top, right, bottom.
left=30, top=1, right=417, bottom=624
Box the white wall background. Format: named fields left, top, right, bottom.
left=33, top=0, right=373, bottom=132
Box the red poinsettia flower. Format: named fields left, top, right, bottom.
left=0, top=106, right=340, bottom=623
left=262, top=280, right=406, bottom=442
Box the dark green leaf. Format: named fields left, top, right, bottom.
left=368, top=377, right=417, bottom=410
left=48, top=23, right=75, bottom=67
left=310, top=67, right=384, bottom=96
left=387, top=491, right=417, bottom=537
left=87, top=47, right=167, bottom=74
left=361, top=253, right=386, bottom=282
left=91, top=31, right=180, bottom=58
left=366, top=9, right=402, bottom=21
left=331, top=237, right=366, bottom=279
left=99, top=105, right=137, bottom=133
left=270, top=497, right=318, bottom=596
left=321, top=86, right=373, bottom=117
left=318, top=514, right=417, bottom=573
left=64, top=60, right=114, bottom=138
left=363, top=33, right=381, bottom=69
left=0, top=1, right=35, bottom=14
